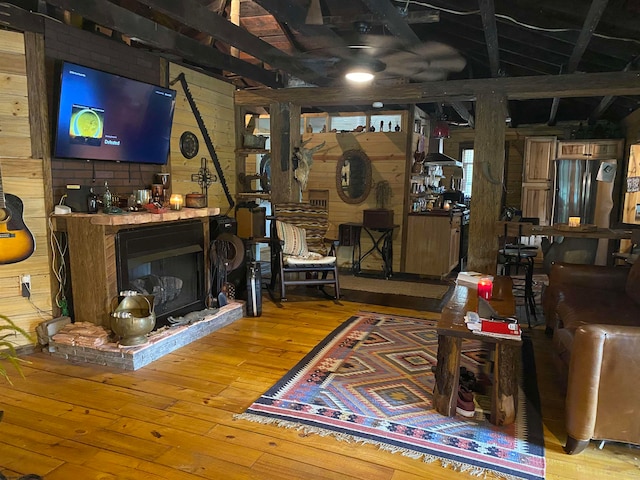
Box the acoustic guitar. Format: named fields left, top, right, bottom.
left=0, top=162, right=35, bottom=265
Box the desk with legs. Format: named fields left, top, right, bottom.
left=341, top=223, right=398, bottom=279
left=433, top=276, right=520, bottom=426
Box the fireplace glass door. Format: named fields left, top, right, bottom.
left=116, top=221, right=205, bottom=328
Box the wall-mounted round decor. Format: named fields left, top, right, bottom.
left=179, top=131, right=199, bottom=159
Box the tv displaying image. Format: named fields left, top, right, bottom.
left=54, top=62, right=176, bottom=165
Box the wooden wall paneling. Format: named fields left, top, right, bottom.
left=169, top=64, right=236, bottom=212
left=303, top=126, right=408, bottom=273
left=468, top=93, right=507, bottom=274
left=623, top=144, right=640, bottom=225
left=25, top=31, right=58, bottom=319
left=0, top=29, right=54, bottom=347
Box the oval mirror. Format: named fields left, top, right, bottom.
left=336, top=149, right=372, bottom=204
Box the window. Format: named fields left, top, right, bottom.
left=460, top=147, right=474, bottom=197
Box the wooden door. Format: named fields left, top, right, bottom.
left=523, top=136, right=556, bottom=182
left=521, top=184, right=552, bottom=226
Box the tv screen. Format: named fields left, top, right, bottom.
left=53, top=62, right=176, bottom=165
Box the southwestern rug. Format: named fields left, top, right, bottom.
left=236, top=311, right=545, bottom=480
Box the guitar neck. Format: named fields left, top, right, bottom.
left=0, top=162, right=6, bottom=210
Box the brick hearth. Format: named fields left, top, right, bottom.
left=48, top=302, right=244, bottom=370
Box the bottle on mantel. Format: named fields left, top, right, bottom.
left=87, top=187, right=98, bottom=214
left=103, top=181, right=112, bottom=211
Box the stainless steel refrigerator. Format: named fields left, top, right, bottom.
left=552, top=157, right=617, bottom=264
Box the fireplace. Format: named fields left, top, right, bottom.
left=115, top=221, right=205, bottom=328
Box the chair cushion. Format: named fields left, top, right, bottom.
left=284, top=253, right=336, bottom=266
left=276, top=221, right=309, bottom=257
left=274, top=203, right=329, bottom=255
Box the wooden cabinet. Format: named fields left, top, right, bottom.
left=556, top=140, right=621, bottom=159
left=521, top=184, right=552, bottom=223
left=521, top=136, right=556, bottom=225
left=523, top=136, right=557, bottom=183
left=404, top=213, right=461, bottom=277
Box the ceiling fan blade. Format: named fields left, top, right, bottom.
left=305, top=0, right=323, bottom=25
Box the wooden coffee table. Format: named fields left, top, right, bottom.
left=432, top=276, right=521, bottom=426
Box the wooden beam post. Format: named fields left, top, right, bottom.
left=468, top=93, right=506, bottom=274
left=270, top=102, right=301, bottom=204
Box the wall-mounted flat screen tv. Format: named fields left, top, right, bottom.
left=53, top=62, right=176, bottom=165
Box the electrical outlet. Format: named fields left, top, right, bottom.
left=21, top=274, right=31, bottom=298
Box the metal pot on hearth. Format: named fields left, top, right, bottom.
left=110, top=292, right=155, bottom=346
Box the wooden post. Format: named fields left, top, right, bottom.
left=491, top=343, right=520, bottom=426
left=432, top=334, right=462, bottom=416
left=270, top=102, right=301, bottom=204
left=468, top=93, right=507, bottom=274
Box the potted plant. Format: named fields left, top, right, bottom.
left=0, top=314, right=32, bottom=385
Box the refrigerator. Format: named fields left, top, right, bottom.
left=552, top=158, right=617, bottom=264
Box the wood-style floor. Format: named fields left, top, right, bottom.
left=1, top=292, right=640, bottom=479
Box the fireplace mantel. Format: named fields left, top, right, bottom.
left=53, top=208, right=220, bottom=327
left=54, top=207, right=221, bottom=228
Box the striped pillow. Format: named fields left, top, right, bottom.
left=276, top=221, right=309, bottom=257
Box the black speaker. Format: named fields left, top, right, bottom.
left=210, top=215, right=237, bottom=239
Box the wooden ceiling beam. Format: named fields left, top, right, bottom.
left=359, top=0, right=421, bottom=44
left=548, top=0, right=608, bottom=125
left=478, top=0, right=501, bottom=77
left=450, top=101, right=475, bottom=128
left=235, top=70, right=640, bottom=107
left=132, top=0, right=328, bottom=85
left=44, top=0, right=282, bottom=88
left=323, top=9, right=439, bottom=28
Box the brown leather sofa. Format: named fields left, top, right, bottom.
left=542, top=260, right=640, bottom=454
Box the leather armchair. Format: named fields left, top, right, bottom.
left=542, top=260, right=640, bottom=454
left=565, top=324, right=640, bottom=454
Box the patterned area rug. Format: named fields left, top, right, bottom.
left=237, top=312, right=545, bottom=480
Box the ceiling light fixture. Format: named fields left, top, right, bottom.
left=372, top=101, right=384, bottom=108
left=345, top=68, right=375, bottom=83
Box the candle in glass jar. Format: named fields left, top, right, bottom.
left=568, top=216, right=581, bottom=227
left=477, top=277, right=493, bottom=300
left=169, top=193, right=183, bottom=211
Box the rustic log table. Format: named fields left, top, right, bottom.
left=432, top=276, right=521, bottom=426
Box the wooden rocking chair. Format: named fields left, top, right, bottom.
left=269, top=202, right=340, bottom=302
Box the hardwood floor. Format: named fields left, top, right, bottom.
left=1, top=293, right=640, bottom=479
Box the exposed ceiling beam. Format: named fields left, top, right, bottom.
left=450, top=101, right=475, bottom=128
left=44, top=0, right=282, bottom=88
left=0, top=1, right=45, bottom=32
left=589, top=58, right=636, bottom=122
left=132, top=0, right=328, bottom=85
left=478, top=0, right=500, bottom=77
left=323, top=9, right=439, bottom=28
left=360, top=0, right=421, bottom=44
left=235, top=70, right=640, bottom=107
left=567, top=0, right=609, bottom=73
left=252, top=0, right=347, bottom=50
left=548, top=0, right=608, bottom=125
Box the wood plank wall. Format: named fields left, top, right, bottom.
left=622, top=109, right=640, bottom=227
left=169, top=64, right=236, bottom=214
left=0, top=30, right=53, bottom=347
left=301, top=115, right=409, bottom=273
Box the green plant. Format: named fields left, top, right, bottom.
left=375, top=180, right=392, bottom=209
left=0, top=314, right=33, bottom=384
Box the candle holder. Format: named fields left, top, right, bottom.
left=477, top=277, right=493, bottom=301
left=170, top=193, right=183, bottom=211
left=568, top=216, right=581, bottom=227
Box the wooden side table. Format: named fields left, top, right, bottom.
left=432, top=276, right=521, bottom=426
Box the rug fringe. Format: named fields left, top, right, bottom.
left=234, top=413, right=528, bottom=480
